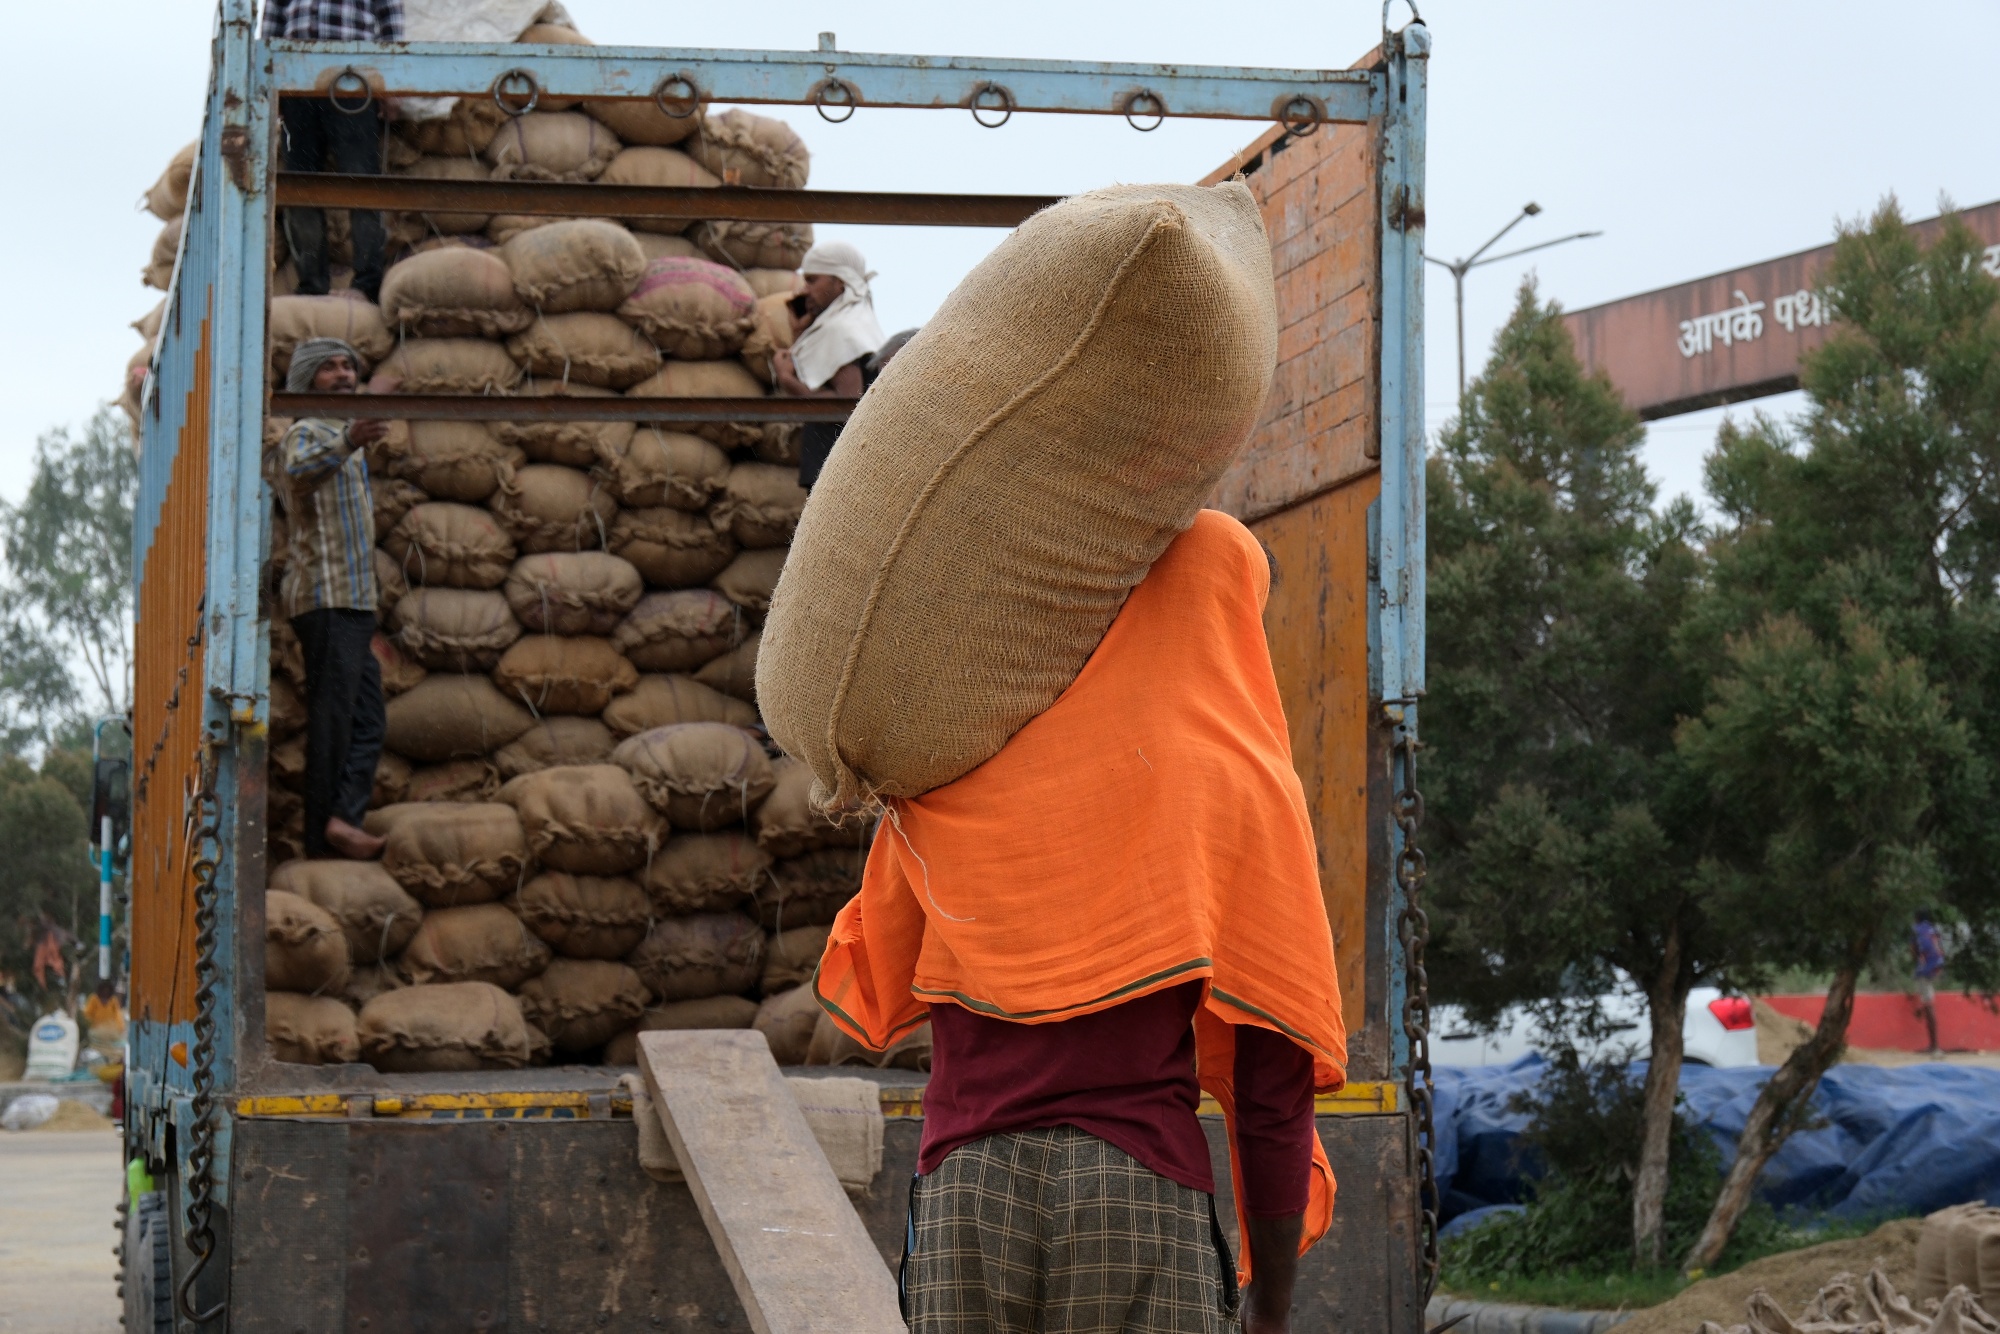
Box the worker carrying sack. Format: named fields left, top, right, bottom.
left=758, top=181, right=1277, bottom=807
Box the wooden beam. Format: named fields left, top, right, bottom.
left=637, top=1031, right=903, bottom=1334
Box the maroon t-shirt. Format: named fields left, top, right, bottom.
left=919, top=981, right=1316, bottom=1218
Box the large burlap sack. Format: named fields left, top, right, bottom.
left=372, top=752, right=413, bottom=807
left=484, top=111, right=620, bottom=182
left=399, top=97, right=509, bottom=157
left=626, top=360, right=767, bottom=451
left=144, top=215, right=183, bottom=290
left=602, top=994, right=758, bottom=1064
left=616, top=259, right=757, bottom=359
left=739, top=291, right=797, bottom=384
left=266, top=891, right=352, bottom=994
left=382, top=420, right=510, bottom=503
left=633, top=233, right=702, bottom=264
left=372, top=477, right=428, bottom=536
left=503, top=218, right=645, bottom=313
left=602, top=673, right=760, bottom=737
left=754, top=984, right=824, bottom=1066
left=612, top=508, right=737, bottom=589
left=713, top=464, right=807, bottom=549
left=374, top=631, right=431, bottom=699
left=266, top=991, right=359, bottom=1065
left=641, top=832, right=772, bottom=914
left=270, top=673, right=307, bottom=738
left=404, top=759, right=501, bottom=804
left=586, top=99, right=703, bottom=149
left=384, top=680, right=536, bottom=760
left=390, top=588, right=523, bottom=672
left=389, top=154, right=493, bottom=238
left=507, top=312, right=660, bottom=389
left=759, top=182, right=1278, bottom=805
left=756, top=425, right=803, bottom=470
left=368, top=801, right=531, bottom=906
left=711, top=548, right=786, bottom=619
left=808, top=1012, right=931, bottom=1072
left=504, top=552, right=643, bottom=634
left=751, top=758, right=853, bottom=858
left=500, top=764, right=663, bottom=874
left=400, top=903, right=551, bottom=987
left=1947, top=1210, right=2000, bottom=1298
left=145, top=141, right=198, bottom=220
left=380, top=247, right=531, bottom=338
left=494, top=715, right=617, bottom=778
left=613, top=590, right=746, bottom=672
left=489, top=463, right=620, bottom=552
left=376, top=338, right=523, bottom=394
left=493, top=382, right=635, bottom=467
left=629, top=912, right=766, bottom=1002
left=749, top=848, right=864, bottom=931
left=342, top=959, right=404, bottom=1009
left=743, top=269, right=803, bottom=299
left=613, top=722, right=775, bottom=830
left=762, top=923, right=834, bottom=994
left=694, top=220, right=813, bottom=273
left=358, top=982, right=534, bottom=1072
left=271, top=860, right=424, bottom=964
left=374, top=548, right=411, bottom=614
left=134, top=300, right=167, bottom=343
left=598, top=147, right=718, bottom=232
left=517, top=959, right=650, bottom=1053
left=599, top=428, right=731, bottom=511
left=690, top=109, right=809, bottom=189
left=692, top=632, right=759, bottom=703
left=385, top=502, right=517, bottom=589
left=1919, top=1205, right=1984, bottom=1300
left=267, top=294, right=395, bottom=379
left=514, top=22, right=593, bottom=110
left=493, top=635, right=637, bottom=714
left=512, top=872, right=652, bottom=959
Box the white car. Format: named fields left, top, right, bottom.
left=1428, top=985, right=1759, bottom=1068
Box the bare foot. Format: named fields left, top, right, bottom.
left=325, top=817, right=385, bottom=861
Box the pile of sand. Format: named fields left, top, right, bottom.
left=1619, top=1220, right=1922, bottom=1334
left=31, top=1101, right=115, bottom=1133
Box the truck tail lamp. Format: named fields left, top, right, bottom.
left=1708, top=996, right=1755, bottom=1031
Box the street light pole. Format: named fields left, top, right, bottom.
left=1425, top=203, right=1603, bottom=409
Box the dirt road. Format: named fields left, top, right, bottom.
left=0, top=1130, right=121, bottom=1334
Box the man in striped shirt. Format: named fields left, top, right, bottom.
left=272, top=338, right=388, bottom=860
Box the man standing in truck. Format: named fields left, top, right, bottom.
left=262, top=0, right=404, bottom=302
left=771, top=241, right=887, bottom=490
left=271, top=339, right=388, bottom=861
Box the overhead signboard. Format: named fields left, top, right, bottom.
left=1562, top=200, right=2000, bottom=420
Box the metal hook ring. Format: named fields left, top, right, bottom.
left=328, top=67, right=373, bottom=116
left=1122, top=89, right=1166, bottom=132
left=1279, top=94, right=1322, bottom=138
left=970, top=82, right=1014, bottom=129
left=654, top=74, right=699, bottom=119
left=491, top=68, right=541, bottom=117
left=814, top=77, right=858, bottom=123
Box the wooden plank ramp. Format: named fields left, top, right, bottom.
left=637, top=1030, right=904, bottom=1334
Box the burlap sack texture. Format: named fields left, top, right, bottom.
left=642, top=830, right=773, bottom=915
left=695, top=220, right=813, bottom=273
left=751, top=757, right=852, bottom=858
left=627, top=360, right=767, bottom=452
left=483, top=111, right=621, bottom=183
left=358, top=981, right=535, bottom=1073
left=761, top=922, right=834, bottom=994
left=404, top=758, right=501, bottom=804
left=380, top=247, right=531, bottom=339
left=505, top=551, right=644, bottom=635
left=492, top=635, right=638, bottom=715
left=617, top=258, right=758, bottom=360
left=614, top=589, right=746, bottom=672
left=628, top=911, right=766, bottom=1002
left=602, top=995, right=757, bottom=1064
left=693, top=631, right=759, bottom=703
left=489, top=463, right=621, bottom=554
left=611, top=508, right=737, bottom=589
left=266, top=890, right=352, bottom=995
left=688, top=109, right=810, bottom=190
left=597, top=148, right=717, bottom=233
left=495, top=382, right=634, bottom=467
left=267, top=295, right=394, bottom=378
left=507, top=312, right=661, bottom=390
left=388, top=155, right=492, bottom=238
left=759, top=180, right=1278, bottom=808
left=366, top=800, right=530, bottom=906
left=495, top=715, right=618, bottom=777
left=266, top=991, right=360, bottom=1065
left=749, top=847, right=865, bottom=932
left=376, top=338, right=523, bottom=395
left=500, top=763, right=663, bottom=876
left=145, top=141, right=196, bottom=221
left=502, top=218, right=645, bottom=312
left=400, top=902, right=553, bottom=988
left=517, top=958, right=650, bottom=1052
left=711, top=464, right=806, bottom=549
left=511, top=872, right=653, bottom=959
left=270, top=859, right=423, bottom=964
left=613, top=722, right=775, bottom=830
left=753, top=984, right=823, bottom=1065
left=391, top=588, right=523, bottom=672
left=598, top=429, right=732, bottom=511
left=384, top=502, right=518, bottom=589
left=601, top=673, right=759, bottom=737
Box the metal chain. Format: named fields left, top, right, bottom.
left=176, top=753, right=226, bottom=1327
left=1394, top=716, right=1441, bottom=1305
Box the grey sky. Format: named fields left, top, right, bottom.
left=8, top=2, right=1999, bottom=514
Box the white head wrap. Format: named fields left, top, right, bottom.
left=790, top=241, right=887, bottom=391
left=285, top=337, right=364, bottom=392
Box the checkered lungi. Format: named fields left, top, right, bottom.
left=903, top=1125, right=1238, bottom=1333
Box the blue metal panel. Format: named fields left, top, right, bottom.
left=266, top=40, right=1379, bottom=124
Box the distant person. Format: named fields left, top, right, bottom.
left=82, top=980, right=125, bottom=1049
left=270, top=339, right=389, bottom=861
left=771, top=241, right=887, bottom=490
left=262, top=0, right=405, bottom=301
left=1912, top=910, right=1947, bottom=1055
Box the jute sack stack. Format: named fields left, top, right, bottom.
left=269, top=675, right=307, bottom=737
left=711, top=550, right=784, bottom=618
left=761, top=922, right=833, bottom=993
left=266, top=992, right=360, bottom=1065
left=374, top=550, right=411, bottom=615
left=611, top=508, right=738, bottom=589
left=373, top=754, right=413, bottom=807
left=628, top=911, right=766, bottom=1001
left=711, top=464, right=807, bottom=549
left=808, top=1010, right=932, bottom=1072
left=598, top=428, right=732, bottom=511
left=483, top=111, right=621, bottom=182
left=365, top=800, right=530, bottom=906
left=397, top=97, right=507, bottom=158
left=505, top=552, right=644, bottom=634
left=390, top=588, right=523, bottom=672
left=642, top=831, right=772, bottom=913
left=388, top=155, right=493, bottom=239
left=602, top=995, right=758, bottom=1065
left=494, top=716, right=618, bottom=777
left=585, top=99, right=703, bottom=150
left=489, top=463, right=620, bottom=553
left=385, top=422, right=512, bottom=505
left=270, top=860, right=423, bottom=963
left=495, top=382, right=634, bottom=467
left=492, top=635, right=637, bottom=714
left=616, top=258, right=757, bottom=359
left=267, top=294, right=395, bottom=377
left=601, top=673, right=760, bottom=736
left=516, top=959, right=650, bottom=1052
left=379, top=247, right=531, bottom=338
left=631, top=233, right=702, bottom=264
left=500, top=764, right=663, bottom=875
left=145, top=141, right=197, bottom=220
left=384, top=503, right=517, bottom=589
left=753, top=984, right=823, bottom=1065
left=357, top=981, right=535, bottom=1072
left=143, top=215, right=183, bottom=290
left=692, top=631, right=759, bottom=703
left=749, top=848, right=864, bottom=931
left=502, top=219, right=645, bottom=313
left=758, top=181, right=1278, bottom=807
left=689, top=109, right=810, bottom=189
left=376, top=338, right=523, bottom=395
left=399, top=903, right=551, bottom=988
left=613, top=590, right=746, bottom=671
left=626, top=360, right=768, bottom=452
left=405, top=759, right=500, bottom=803
left=507, top=313, right=661, bottom=389
left=739, top=292, right=798, bottom=384
left=511, top=872, right=652, bottom=959
left=1918, top=1205, right=1984, bottom=1299
left=696, top=221, right=813, bottom=273
left=597, top=148, right=718, bottom=232
left=266, top=891, right=352, bottom=994
left=613, top=722, right=775, bottom=830
left=751, top=758, right=851, bottom=858
left=371, top=478, right=428, bottom=536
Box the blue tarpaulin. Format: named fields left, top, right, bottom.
left=1432, top=1057, right=2000, bottom=1223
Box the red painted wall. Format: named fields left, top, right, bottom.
left=1761, top=992, right=2000, bottom=1052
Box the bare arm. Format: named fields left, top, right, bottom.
left=772, top=352, right=864, bottom=399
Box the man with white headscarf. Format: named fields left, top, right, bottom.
left=270, top=338, right=390, bottom=861
left=773, top=240, right=887, bottom=490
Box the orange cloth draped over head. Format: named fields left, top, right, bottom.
left=814, top=508, right=1348, bottom=1274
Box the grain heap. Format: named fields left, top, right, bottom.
left=123, top=20, right=915, bottom=1072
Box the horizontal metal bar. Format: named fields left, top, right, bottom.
left=266, top=41, right=1379, bottom=123
left=276, top=173, right=1056, bottom=226
left=272, top=392, right=854, bottom=423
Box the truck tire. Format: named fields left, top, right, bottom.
left=122, top=1191, right=173, bottom=1334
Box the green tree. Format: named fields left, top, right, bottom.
left=1678, top=203, right=2000, bottom=1269
left=0, top=750, right=97, bottom=1013
left=1425, top=281, right=1726, bottom=1266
